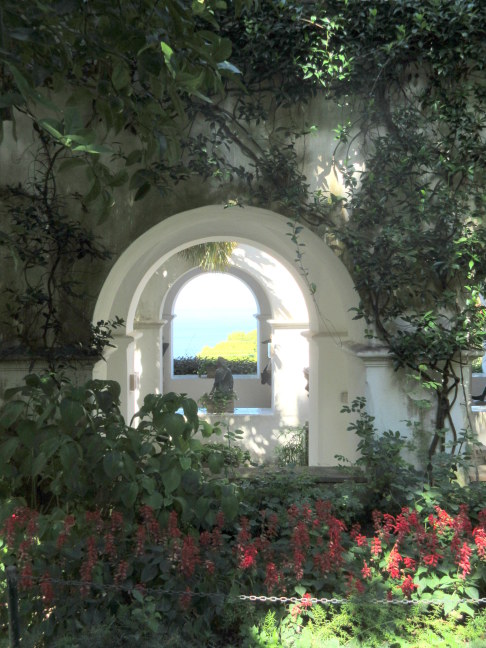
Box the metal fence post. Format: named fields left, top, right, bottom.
left=6, top=566, right=20, bottom=648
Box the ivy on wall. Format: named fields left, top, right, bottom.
left=1, top=0, right=486, bottom=461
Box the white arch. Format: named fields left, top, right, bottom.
left=93, top=205, right=356, bottom=335
left=93, top=205, right=365, bottom=465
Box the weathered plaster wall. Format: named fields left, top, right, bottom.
left=0, top=96, right=469, bottom=467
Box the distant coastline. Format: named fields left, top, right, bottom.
left=172, top=309, right=257, bottom=357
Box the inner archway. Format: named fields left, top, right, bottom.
left=172, top=272, right=258, bottom=368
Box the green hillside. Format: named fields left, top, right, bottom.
left=198, top=329, right=257, bottom=361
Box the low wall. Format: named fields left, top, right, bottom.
left=165, top=374, right=272, bottom=408
left=0, top=359, right=94, bottom=399
left=198, top=408, right=306, bottom=464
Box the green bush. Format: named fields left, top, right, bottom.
left=338, top=397, right=421, bottom=515
left=173, top=355, right=257, bottom=376
left=0, top=374, right=238, bottom=524
left=275, top=425, right=308, bottom=467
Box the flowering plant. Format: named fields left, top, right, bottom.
left=3, top=500, right=486, bottom=641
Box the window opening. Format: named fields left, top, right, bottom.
left=172, top=273, right=258, bottom=376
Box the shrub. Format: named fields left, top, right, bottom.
left=173, top=356, right=257, bottom=376
left=3, top=500, right=486, bottom=645
left=275, top=425, right=308, bottom=467
left=338, top=397, right=421, bottom=515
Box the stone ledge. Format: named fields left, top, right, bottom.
left=231, top=465, right=366, bottom=483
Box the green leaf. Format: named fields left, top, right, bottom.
left=111, top=62, right=131, bottom=90
left=141, top=562, right=158, bottom=583
left=161, top=465, right=181, bottom=494
left=195, top=496, right=210, bottom=522
left=221, top=493, right=239, bottom=521
left=59, top=443, right=79, bottom=472
left=160, top=41, right=175, bottom=76
left=133, top=182, right=151, bottom=201
left=17, top=420, right=37, bottom=448
left=443, top=595, right=460, bottom=616
left=120, top=482, right=139, bottom=508
left=132, top=589, right=144, bottom=603
left=31, top=452, right=47, bottom=477
left=103, top=451, right=124, bottom=479
left=207, top=452, right=224, bottom=474
left=0, top=400, right=25, bottom=428
left=200, top=421, right=213, bottom=438
left=465, top=586, right=479, bottom=599
left=217, top=61, right=241, bottom=74
left=39, top=118, right=63, bottom=139
left=179, top=456, right=191, bottom=470
left=72, top=143, right=112, bottom=154
left=142, top=491, right=163, bottom=509
left=0, top=438, right=20, bottom=463
left=181, top=469, right=199, bottom=494
left=7, top=63, right=33, bottom=101
left=60, top=398, right=85, bottom=428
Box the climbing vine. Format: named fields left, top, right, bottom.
left=1, top=0, right=486, bottom=461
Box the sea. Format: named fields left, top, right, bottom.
left=172, top=309, right=257, bottom=358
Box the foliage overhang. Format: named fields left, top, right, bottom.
left=1, top=0, right=486, bottom=460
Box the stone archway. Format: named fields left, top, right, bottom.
left=93, top=205, right=366, bottom=465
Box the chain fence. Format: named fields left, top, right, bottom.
left=2, top=567, right=486, bottom=646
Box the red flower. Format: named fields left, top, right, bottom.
left=114, top=560, right=129, bottom=585
left=179, top=587, right=192, bottom=611
left=403, top=556, right=417, bottom=571
left=239, top=544, right=258, bottom=570
left=473, top=527, right=486, bottom=558
left=372, top=510, right=382, bottom=533
left=350, top=522, right=361, bottom=539
left=181, top=534, right=200, bottom=578
left=140, top=505, right=161, bottom=543
left=355, top=534, right=368, bottom=547
left=205, top=559, right=215, bottom=575
left=387, top=545, right=402, bottom=579
left=361, top=560, right=372, bottom=579
left=80, top=535, right=97, bottom=585
left=110, top=511, right=124, bottom=533
left=237, top=517, right=251, bottom=544
left=371, top=537, right=382, bottom=557
left=456, top=542, right=473, bottom=580
left=168, top=510, right=181, bottom=539
left=211, top=527, right=222, bottom=549
left=215, top=510, right=225, bottom=529
left=383, top=514, right=395, bottom=538
left=399, top=575, right=417, bottom=597
left=103, top=531, right=117, bottom=561
left=267, top=513, right=279, bottom=538
left=199, top=530, right=212, bottom=547
left=287, top=504, right=299, bottom=524
left=134, top=525, right=146, bottom=557
left=423, top=553, right=440, bottom=568
left=264, top=562, right=280, bottom=593
left=85, top=509, right=103, bottom=532
left=315, top=500, right=332, bottom=522
left=20, top=563, right=33, bottom=590
left=301, top=592, right=313, bottom=608
left=40, top=572, right=54, bottom=606
left=395, top=512, right=410, bottom=541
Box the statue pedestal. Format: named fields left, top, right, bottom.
left=206, top=400, right=235, bottom=414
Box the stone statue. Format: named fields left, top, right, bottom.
left=211, top=357, right=234, bottom=395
